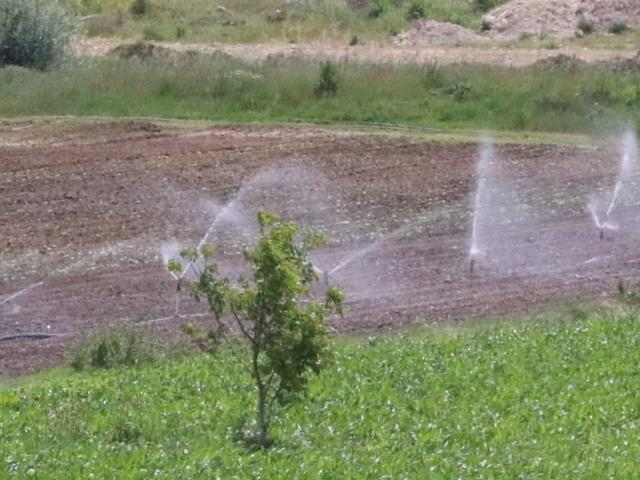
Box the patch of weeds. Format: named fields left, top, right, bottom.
left=130, top=0, right=149, bottom=16
left=578, top=18, right=594, bottom=35
left=369, top=0, right=388, bottom=18
left=446, top=81, right=473, bottom=101
left=609, top=22, right=628, bottom=35
left=422, top=62, right=445, bottom=89
left=349, top=35, right=359, bottom=46
left=407, top=0, right=427, bottom=20
left=142, top=27, right=164, bottom=41
left=69, top=326, right=157, bottom=371
left=111, top=417, right=143, bottom=443
left=176, top=26, right=187, bottom=39
left=84, top=11, right=124, bottom=37
left=314, top=62, right=339, bottom=97
left=481, top=19, right=492, bottom=32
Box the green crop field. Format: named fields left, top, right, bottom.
left=2, top=310, right=640, bottom=478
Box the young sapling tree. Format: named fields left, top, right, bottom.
left=171, top=211, right=344, bottom=446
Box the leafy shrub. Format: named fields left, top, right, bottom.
left=315, top=62, right=339, bottom=97
left=406, top=0, right=426, bottom=20
left=69, top=326, right=156, bottom=371
left=349, top=35, right=359, bottom=46
left=130, top=0, right=149, bottom=16
left=0, top=0, right=71, bottom=70
left=578, top=19, right=594, bottom=35
left=609, top=22, right=628, bottom=35
left=481, top=19, right=492, bottom=32
left=176, top=26, right=186, bottom=39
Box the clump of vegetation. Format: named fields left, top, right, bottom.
left=369, top=0, right=388, bottom=18
left=349, top=34, right=359, bottom=46
left=406, top=0, right=427, bottom=20
left=314, top=61, right=340, bottom=97
left=0, top=0, right=71, bottom=70
left=609, top=22, right=628, bottom=35
left=446, top=81, right=473, bottom=101
left=481, top=19, right=492, bottom=32
left=69, top=326, right=156, bottom=371
left=474, top=0, right=499, bottom=13
left=578, top=18, right=594, bottom=35
left=130, top=0, right=149, bottom=16
left=175, top=212, right=343, bottom=446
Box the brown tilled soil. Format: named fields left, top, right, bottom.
left=2, top=120, right=639, bottom=376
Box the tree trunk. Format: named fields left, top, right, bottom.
left=253, top=343, right=269, bottom=446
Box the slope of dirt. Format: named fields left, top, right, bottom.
left=1, top=120, right=638, bottom=376
left=485, top=0, right=640, bottom=40
left=71, top=37, right=639, bottom=68
left=393, top=20, right=488, bottom=47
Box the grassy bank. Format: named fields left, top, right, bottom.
left=65, top=0, right=499, bottom=44
left=1, top=55, right=639, bottom=133
left=2, top=311, right=640, bottom=478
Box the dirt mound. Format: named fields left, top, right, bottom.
left=393, top=20, right=487, bottom=47
left=531, top=53, right=587, bottom=69
left=484, top=0, right=640, bottom=40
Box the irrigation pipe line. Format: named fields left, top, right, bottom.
left=0, top=332, right=69, bottom=342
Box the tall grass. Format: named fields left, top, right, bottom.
left=3, top=311, right=640, bottom=477
left=1, top=55, right=639, bottom=133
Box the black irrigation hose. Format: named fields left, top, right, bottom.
left=0, top=333, right=68, bottom=342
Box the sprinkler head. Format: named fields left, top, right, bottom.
left=469, top=258, right=475, bottom=275
left=599, top=227, right=604, bottom=240
left=323, top=270, right=330, bottom=287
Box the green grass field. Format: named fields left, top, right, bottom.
left=2, top=55, right=639, bottom=134
left=2, top=310, right=640, bottom=478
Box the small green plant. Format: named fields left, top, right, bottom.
left=130, top=0, right=149, bottom=16
left=481, top=19, right=492, bottom=32
left=69, top=326, right=156, bottom=371
left=175, top=212, right=344, bottom=447
left=407, top=0, right=426, bottom=20
left=176, top=26, right=186, bottom=39
left=578, top=18, right=594, bottom=35
left=446, top=81, right=472, bottom=101
left=314, top=62, right=340, bottom=97
left=609, top=22, right=627, bottom=35
left=0, top=0, right=71, bottom=70
left=349, top=35, right=359, bottom=46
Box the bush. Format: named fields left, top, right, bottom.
left=407, top=0, right=426, bottom=20
left=481, top=19, right=492, bottom=32
left=69, top=326, right=156, bottom=371
left=130, top=0, right=149, bottom=16
left=0, top=0, right=71, bottom=70
left=609, top=22, right=628, bottom=35
left=578, top=19, right=594, bottom=35
left=315, top=62, right=339, bottom=97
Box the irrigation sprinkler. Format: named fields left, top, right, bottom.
left=323, top=270, right=330, bottom=287
left=469, top=257, right=476, bottom=276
